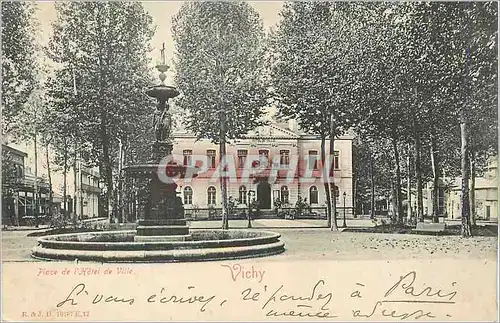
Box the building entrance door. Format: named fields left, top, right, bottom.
left=257, top=181, right=271, bottom=210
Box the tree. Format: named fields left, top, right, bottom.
left=15, top=90, right=47, bottom=226
left=270, top=2, right=368, bottom=230
left=466, top=2, right=498, bottom=226
left=430, top=2, right=497, bottom=236
left=353, top=133, right=393, bottom=218
left=172, top=2, right=268, bottom=230
left=46, top=2, right=155, bottom=221
left=1, top=1, right=38, bottom=138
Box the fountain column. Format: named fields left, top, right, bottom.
left=129, top=45, right=194, bottom=242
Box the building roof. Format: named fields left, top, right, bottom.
left=173, top=120, right=354, bottom=141
left=2, top=144, right=28, bottom=158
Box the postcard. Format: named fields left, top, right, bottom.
left=1, top=1, right=498, bottom=322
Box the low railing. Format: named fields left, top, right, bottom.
left=184, top=206, right=355, bottom=221
left=185, top=208, right=249, bottom=220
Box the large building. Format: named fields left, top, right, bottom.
left=419, top=155, right=498, bottom=221
left=1, top=145, right=50, bottom=225
left=1, top=143, right=101, bottom=225
left=169, top=119, right=353, bottom=217
left=441, top=156, right=498, bottom=221
left=71, top=163, right=101, bottom=219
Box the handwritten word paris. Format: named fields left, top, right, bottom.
left=350, top=271, right=459, bottom=320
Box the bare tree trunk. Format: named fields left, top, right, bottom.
left=391, top=133, right=403, bottom=224
left=415, top=129, right=424, bottom=222
left=352, top=177, right=357, bottom=218
left=117, top=139, right=123, bottom=222
left=390, top=180, right=397, bottom=222
left=45, top=143, right=53, bottom=217
left=33, top=134, right=38, bottom=228
left=80, top=162, right=84, bottom=220
left=461, top=3, right=473, bottom=237
left=102, top=125, right=113, bottom=224
left=329, top=123, right=338, bottom=231
left=430, top=134, right=440, bottom=223
left=96, top=8, right=113, bottom=223
left=406, top=143, right=412, bottom=223
left=470, top=150, right=476, bottom=227
left=460, top=116, right=472, bottom=237
left=321, top=135, right=332, bottom=228
left=219, top=112, right=229, bottom=230
left=369, top=154, right=375, bottom=219
left=63, top=139, right=68, bottom=220
left=73, top=146, right=78, bottom=226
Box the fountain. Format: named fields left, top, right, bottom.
left=31, top=45, right=285, bottom=262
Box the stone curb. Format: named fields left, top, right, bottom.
left=32, top=229, right=285, bottom=262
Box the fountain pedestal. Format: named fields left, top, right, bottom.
left=134, top=185, right=191, bottom=242
left=133, top=140, right=192, bottom=242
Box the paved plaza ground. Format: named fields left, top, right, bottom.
left=1, top=219, right=497, bottom=262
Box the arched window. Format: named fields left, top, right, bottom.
left=239, top=186, right=247, bottom=204
left=281, top=186, right=289, bottom=204
left=207, top=186, right=216, bottom=205
left=183, top=186, right=193, bottom=205
left=310, top=186, right=318, bottom=204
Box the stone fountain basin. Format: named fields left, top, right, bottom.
left=32, top=230, right=285, bottom=262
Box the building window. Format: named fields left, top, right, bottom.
left=310, top=186, right=318, bottom=204
left=258, top=149, right=269, bottom=168
left=207, top=150, right=216, bottom=169
left=329, top=151, right=340, bottom=176
left=183, top=150, right=193, bottom=166
left=280, top=150, right=290, bottom=166
left=237, top=150, right=248, bottom=169
left=207, top=186, right=216, bottom=205
left=239, top=185, right=247, bottom=204
left=332, top=151, right=339, bottom=169
left=281, top=186, right=289, bottom=204
left=184, top=186, right=193, bottom=205
left=308, top=150, right=318, bottom=170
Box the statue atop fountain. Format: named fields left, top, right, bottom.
left=146, top=43, right=180, bottom=162
left=153, top=103, right=173, bottom=142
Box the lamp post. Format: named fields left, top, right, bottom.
left=247, top=190, right=255, bottom=228
left=342, top=192, right=347, bottom=228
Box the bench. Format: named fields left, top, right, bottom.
left=413, top=222, right=446, bottom=234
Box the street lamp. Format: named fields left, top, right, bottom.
left=247, top=190, right=255, bottom=228
left=342, top=192, right=347, bottom=228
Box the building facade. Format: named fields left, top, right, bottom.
left=442, top=156, right=498, bottom=221
left=169, top=120, right=353, bottom=216
left=2, top=145, right=51, bottom=225
left=421, top=156, right=498, bottom=221
left=76, top=165, right=101, bottom=219
left=1, top=144, right=101, bottom=225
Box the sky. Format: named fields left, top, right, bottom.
left=14, top=1, right=286, bottom=193
left=36, top=1, right=284, bottom=79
